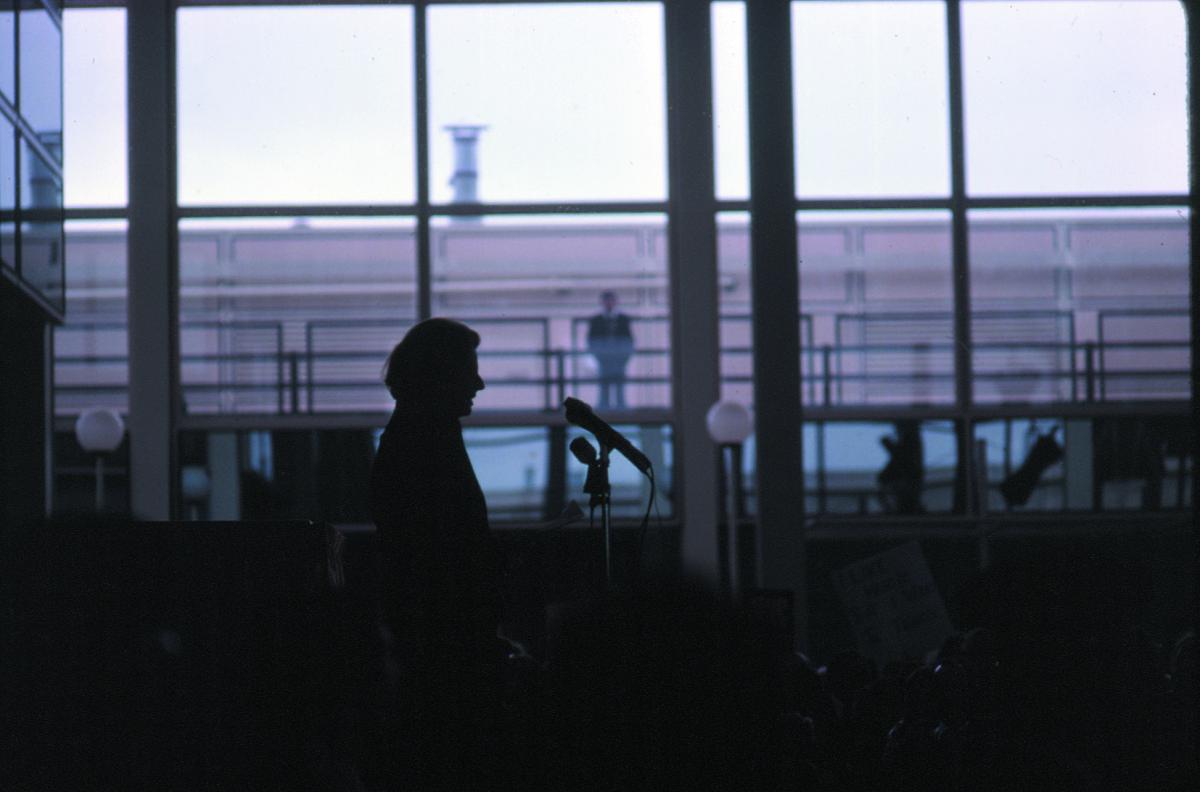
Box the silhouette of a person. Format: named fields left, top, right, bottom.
left=586, top=290, right=635, bottom=409
left=370, top=318, right=503, bottom=786
left=878, top=420, right=925, bottom=514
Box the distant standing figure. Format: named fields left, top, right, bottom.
left=587, top=291, right=634, bottom=409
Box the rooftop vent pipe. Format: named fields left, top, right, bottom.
left=445, top=125, right=486, bottom=222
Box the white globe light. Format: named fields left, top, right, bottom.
left=180, top=465, right=212, bottom=501
left=74, top=408, right=125, bottom=453
left=706, top=400, right=753, bottom=445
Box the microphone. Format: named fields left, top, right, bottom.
left=569, top=436, right=598, bottom=466
left=563, top=397, right=652, bottom=475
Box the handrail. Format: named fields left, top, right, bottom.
left=53, top=308, right=1191, bottom=415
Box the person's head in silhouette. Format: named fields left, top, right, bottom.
left=383, top=318, right=484, bottom=417
left=600, top=290, right=618, bottom=315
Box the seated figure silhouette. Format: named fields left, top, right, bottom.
left=370, top=318, right=503, bottom=788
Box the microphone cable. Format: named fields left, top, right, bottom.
left=635, top=465, right=656, bottom=580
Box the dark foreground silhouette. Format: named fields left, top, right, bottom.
left=4, top=519, right=1195, bottom=792
left=370, top=318, right=506, bottom=789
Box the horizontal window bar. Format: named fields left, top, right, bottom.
left=964, top=194, right=1189, bottom=209
left=65, top=208, right=130, bottom=220
left=429, top=201, right=668, bottom=215
left=177, top=204, right=419, bottom=218
left=727, top=195, right=1191, bottom=213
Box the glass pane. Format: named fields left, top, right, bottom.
left=810, top=420, right=957, bottom=515
left=712, top=2, right=748, bottom=201
left=63, top=7, right=126, bottom=207
left=177, top=6, right=415, bottom=205
left=19, top=135, right=64, bottom=309
left=427, top=3, right=666, bottom=203
left=18, top=4, right=62, bottom=160
left=175, top=428, right=378, bottom=522
left=974, top=417, right=1067, bottom=512
left=963, top=1, right=1187, bottom=196
left=431, top=214, right=671, bottom=412
left=170, top=422, right=673, bottom=525
left=0, top=2, right=14, bottom=102
left=565, top=423, right=673, bottom=519
left=54, top=219, right=128, bottom=416
left=792, top=1, right=949, bottom=198
left=971, top=208, right=1189, bottom=404
left=463, top=426, right=549, bottom=522
left=976, top=414, right=1191, bottom=513
left=1093, top=415, right=1192, bottom=511
left=1, top=117, right=14, bottom=271
left=717, top=211, right=751, bottom=403
left=179, top=217, right=418, bottom=415
left=801, top=210, right=954, bottom=406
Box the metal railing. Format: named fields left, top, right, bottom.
left=53, top=308, right=1190, bottom=415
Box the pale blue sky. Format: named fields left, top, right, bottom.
left=63, top=1, right=1189, bottom=208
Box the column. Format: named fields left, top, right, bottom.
left=665, top=0, right=722, bottom=581
left=747, top=0, right=807, bottom=645
left=127, top=3, right=178, bottom=519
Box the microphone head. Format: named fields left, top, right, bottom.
left=568, top=436, right=598, bottom=465
left=563, top=397, right=591, bottom=423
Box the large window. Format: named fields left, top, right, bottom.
left=1, top=0, right=63, bottom=313
left=962, top=1, right=1187, bottom=197
left=960, top=1, right=1190, bottom=514
left=55, top=6, right=127, bottom=422
left=0, top=2, right=14, bottom=103
left=430, top=214, right=671, bottom=412
left=163, top=2, right=670, bottom=522
left=1, top=115, right=15, bottom=272
left=63, top=5, right=125, bottom=209
left=177, top=5, right=415, bottom=206
left=427, top=3, right=665, bottom=204
left=19, top=2, right=62, bottom=153
left=710, top=0, right=1189, bottom=516
left=792, top=1, right=950, bottom=199
left=56, top=220, right=128, bottom=415
left=57, top=1, right=1191, bottom=520
left=177, top=216, right=418, bottom=415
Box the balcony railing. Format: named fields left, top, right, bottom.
left=53, top=308, right=1190, bottom=416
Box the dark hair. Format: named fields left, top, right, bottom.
left=382, top=318, right=480, bottom=399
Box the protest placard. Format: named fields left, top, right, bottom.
left=830, top=541, right=954, bottom=669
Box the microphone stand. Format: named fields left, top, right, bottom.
left=581, top=442, right=614, bottom=587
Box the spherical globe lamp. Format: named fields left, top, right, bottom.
left=706, top=400, right=753, bottom=446
left=74, top=408, right=125, bottom=510
left=180, top=465, right=212, bottom=502
left=706, top=400, right=753, bottom=598
left=74, top=408, right=125, bottom=453
left=180, top=465, right=212, bottom=520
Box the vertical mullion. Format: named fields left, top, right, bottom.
left=127, top=2, right=179, bottom=519
left=414, top=1, right=431, bottom=321
left=946, top=0, right=975, bottom=513
left=747, top=0, right=806, bottom=647
left=1188, top=3, right=1199, bottom=513
left=664, top=0, right=720, bottom=584
left=12, top=7, right=19, bottom=282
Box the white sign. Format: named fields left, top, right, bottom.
left=830, top=541, right=954, bottom=669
